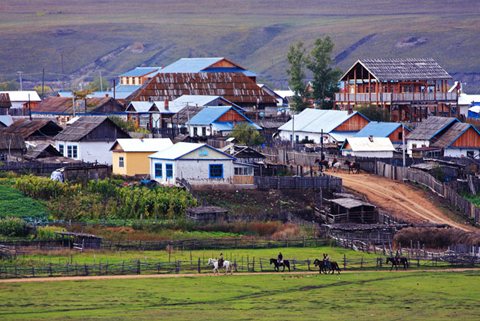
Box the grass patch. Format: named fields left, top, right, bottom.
left=0, top=271, right=478, bottom=320
left=0, top=185, right=47, bottom=219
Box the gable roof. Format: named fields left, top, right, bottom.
left=354, top=122, right=403, bottom=138
left=171, top=105, right=205, bottom=125
left=159, top=57, right=255, bottom=77
left=1, top=119, right=63, bottom=139
left=407, top=116, right=459, bottom=140
left=187, top=106, right=260, bottom=129
left=34, top=96, right=124, bottom=115
left=340, top=58, right=451, bottom=82
left=25, top=143, right=62, bottom=159
left=126, top=101, right=158, bottom=113
left=120, top=67, right=161, bottom=77
left=127, top=72, right=276, bottom=105
left=149, top=142, right=235, bottom=160
left=0, top=91, right=41, bottom=102
left=111, top=138, right=173, bottom=152
left=54, top=116, right=129, bottom=141
left=341, top=137, right=395, bottom=152
left=279, top=109, right=366, bottom=134
left=431, top=123, right=479, bottom=149
left=0, top=115, right=14, bottom=127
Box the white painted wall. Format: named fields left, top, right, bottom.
left=55, top=140, right=114, bottom=164
left=341, top=150, right=393, bottom=158
left=278, top=130, right=331, bottom=144
left=406, top=139, right=430, bottom=157
left=444, top=148, right=480, bottom=158
left=150, top=158, right=234, bottom=185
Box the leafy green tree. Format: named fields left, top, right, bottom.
left=86, top=76, right=109, bottom=92
left=34, top=85, right=53, bottom=96
left=0, top=81, right=19, bottom=91
left=356, top=105, right=390, bottom=122
left=230, top=123, right=264, bottom=146
left=306, top=36, right=342, bottom=109
left=286, top=42, right=308, bottom=112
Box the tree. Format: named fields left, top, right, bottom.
left=286, top=42, right=308, bottom=112
left=34, top=85, right=53, bottom=96
left=86, top=76, right=109, bottom=92
left=306, top=36, right=342, bottom=109
left=0, top=80, right=19, bottom=91
left=356, top=105, right=390, bottom=122
left=230, top=123, right=264, bottom=146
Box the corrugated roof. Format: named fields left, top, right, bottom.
left=188, top=106, right=232, bottom=125
left=127, top=72, right=276, bottom=105
left=171, top=106, right=204, bottom=124
left=329, top=198, right=375, bottom=209
left=2, top=119, right=63, bottom=139
left=25, top=143, right=61, bottom=159
left=342, top=137, right=395, bottom=152
left=112, top=138, right=173, bottom=152
left=149, top=142, right=234, bottom=160
left=329, top=131, right=357, bottom=142
left=407, top=116, right=459, bottom=140
left=0, top=115, right=14, bottom=127
left=344, top=58, right=451, bottom=81
left=279, top=109, right=362, bottom=133
left=54, top=116, right=127, bottom=142
left=126, top=101, right=156, bottom=113
left=34, top=97, right=124, bottom=114
left=173, top=95, right=222, bottom=106
left=159, top=57, right=256, bottom=77
left=120, top=67, right=161, bottom=77
left=354, top=122, right=401, bottom=138
left=431, top=123, right=477, bottom=148
left=0, top=133, right=25, bottom=151
left=0, top=91, right=41, bottom=102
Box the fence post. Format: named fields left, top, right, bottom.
left=259, top=258, right=263, bottom=272
left=252, top=257, right=255, bottom=272
left=198, top=258, right=201, bottom=273
left=176, top=261, right=181, bottom=273
left=307, top=259, right=311, bottom=271
left=137, top=260, right=141, bottom=274
left=84, top=264, right=89, bottom=276
left=343, top=254, right=347, bottom=270
left=360, top=257, right=364, bottom=269
left=32, top=266, right=35, bottom=277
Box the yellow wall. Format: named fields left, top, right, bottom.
left=112, top=152, right=152, bottom=176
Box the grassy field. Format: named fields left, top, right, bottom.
left=0, top=185, right=47, bottom=219
left=0, top=271, right=478, bottom=320
left=0, top=0, right=479, bottom=89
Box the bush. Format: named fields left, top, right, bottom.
left=394, top=227, right=480, bottom=248
left=0, top=217, right=29, bottom=237
left=35, top=226, right=66, bottom=241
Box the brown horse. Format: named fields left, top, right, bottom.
left=313, top=259, right=341, bottom=274
left=344, top=160, right=360, bottom=174
left=386, top=257, right=409, bottom=271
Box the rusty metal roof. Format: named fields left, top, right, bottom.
left=34, top=96, right=124, bottom=114
left=127, top=72, right=277, bottom=105
left=2, top=118, right=63, bottom=139
left=407, top=116, right=459, bottom=140
left=54, top=116, right=128, bottom=142
left=0, top=93, right=11, bottom=109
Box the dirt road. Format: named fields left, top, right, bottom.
left=331, top=172, right=476, bottom=232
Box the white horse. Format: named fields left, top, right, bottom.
left=330, top=161, right=341, bottom=173
left=207, top=258, right=233, bottom=275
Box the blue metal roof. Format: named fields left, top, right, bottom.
left=115, top=84, right=141, bottom=92
left=188, top=106, right=232, bottom=125
left=160, top=58, right=255, bottom=76
left=120, top=67, right=161, bottom=77
left=354, top=122, right=401, bottom=138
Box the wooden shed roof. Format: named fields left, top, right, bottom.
left=341, top=58, right=452, bottom=81
left=0, top=93, right=11, bottom=109
left=1, top=119, right=63, bottom=139
left=127, top=72, right=277, bottom=105
left=0, top=133, right=26, bottom=150
left=54, top=116, right=128, bottom=142
left=34, top=96, right=124, bottom=114
left=432, top=123, right=479, bottom=149
left=407, top=116, right=459, bottom=140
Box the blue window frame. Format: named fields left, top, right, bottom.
left=166, top=164, right=173, bottom=178
left=154, top=163, right=162, bottom=178
left=209, top=164, right=223, bottom=179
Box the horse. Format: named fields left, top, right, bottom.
left=314, top=158, right=329, bottom=172
left=386, top=257, right=409, bottom=271
left=208, top=258, right=233, bottom=275
left=330, top=160, right=341, bottom=173
left=344, top=160, right=360, bottom=174
left=270, top=258, right=291, bottom=272
left=313, top=259, right=341, bottom=274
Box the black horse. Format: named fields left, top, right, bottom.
left=386, top=257, right=409, bottom=271
left=270, top=258, right=291, bottom=272
left=314, top=158, right=329, bottom=172
left=344, top=160, right=360, bottom=174
left=313, top=259, right=341, bottom=274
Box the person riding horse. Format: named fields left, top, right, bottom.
left=323, top=253, right=331, bottom=270
left=277, top=252, right=283, bottom=264
left=218, top=253, right=224, bottom=269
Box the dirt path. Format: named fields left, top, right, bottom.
left=331, top=172, right=476, bottom=232
left=0, top=268, right=478, bottom=284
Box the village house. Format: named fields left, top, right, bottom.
left=186, top=106, right=261, bottom=137
left=110, top=138, right=173, bottom=176
left=1, top=119, right=63, bottom=143
left=354, top=121, right=411, bottom=148
left=54, top=116, right=130, bottom=164
left=119, top=66, right=162, bottom=86
left=0, top=91, right=41, bottom=115
left=406, top=116, right=459, bottom=157
left=24, top=143, right=63, bottom=160
left=430, top=123, right=480, bottom=158
left=341, top=137, right=395, bottom=158
left=33, top=96, right=125, bottom=118
left=0, top=133, right=26, bottom=161
left=149, top=142, right=254, bottom=186
left=278, top=109, right=370, bottom=144
left=335, top=58, right=456, bottom=121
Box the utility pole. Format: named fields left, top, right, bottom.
left=41, top=68, right=45, bottom=98
left=291, top=112, right=295, bottom=149
left=17, top=71, right=23, bottom=91
left=402, top=124, right=406, bottom=167
left=28, top=93, right=32, bottom=120
left=99, top=70, right=103, bottom=92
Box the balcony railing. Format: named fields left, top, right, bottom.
left=335, top=92, right=458, bottom=103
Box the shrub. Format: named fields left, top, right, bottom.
left=0, top=217, right=29, bottom=237
left=35, top=226, right=66, bottom=241
left=394, top=227, right=480, bottom=248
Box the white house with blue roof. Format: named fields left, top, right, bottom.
left=354, top=121, right=411, bottom=148
left=149, top=142, right=248, bottom=185
left=186, top=106, right=261, bottom=137
left=278, top=109, right=370, bottom=144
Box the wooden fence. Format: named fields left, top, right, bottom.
left=254, top=175, right=342, bottom=190
left=375, top=162, right=480, bottom=225
left=0, top=161, right=111, bottom=179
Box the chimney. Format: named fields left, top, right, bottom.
left=164, top=98, right=169, bottom=111
left=368, top=135, right=374, bottom=142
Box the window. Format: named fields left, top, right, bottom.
left=119, top=157, right=125, bottom=168
left=235, top=167, right=252, bottom=176
left=67, top=145, right=78, bottom=159
left=202, top=127, right=207, bottom=136
left=154, top=163, right=162, bottom=178
left=467, top=151, right=474, bottom=158
left=305, top=136, right=309, bottom=141
left=166, top=164, right=173, bottom=178
left=295, top=135, right=299, bottom=143
left=58, top=144, right=64, bottom=156
left=412, top=144, right=417, bottom=149
left=398, top=132, right=403, bottom=140
left=193, top=127, right=198, bottom=136
left=290, top=134, right=293, bottom=142
left=209, top=164, right=223, bottom=179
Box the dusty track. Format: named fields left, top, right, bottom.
left=1, top=268, right=479, bottom=283
left=331, top=172, right=476, bottom=232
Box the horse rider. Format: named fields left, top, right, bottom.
left=218, top=253, right=224, bottom=268
left=323, top=253, right=331, bottom=269
left=277, top=252, right=283, bottom=265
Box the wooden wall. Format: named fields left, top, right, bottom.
left=452, top=127, right=480, bottom=148
left=334, top=113, right=369, bottom=132
left=217, top=110, right=246, bottom=122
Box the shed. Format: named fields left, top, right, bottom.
left=55, top=231, right=103, bottom=250
left=326, top=198, right=378, bottom=224
left=341, top=137, right=395, bottom=158
left=186, top=206, right=228, bottom=223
